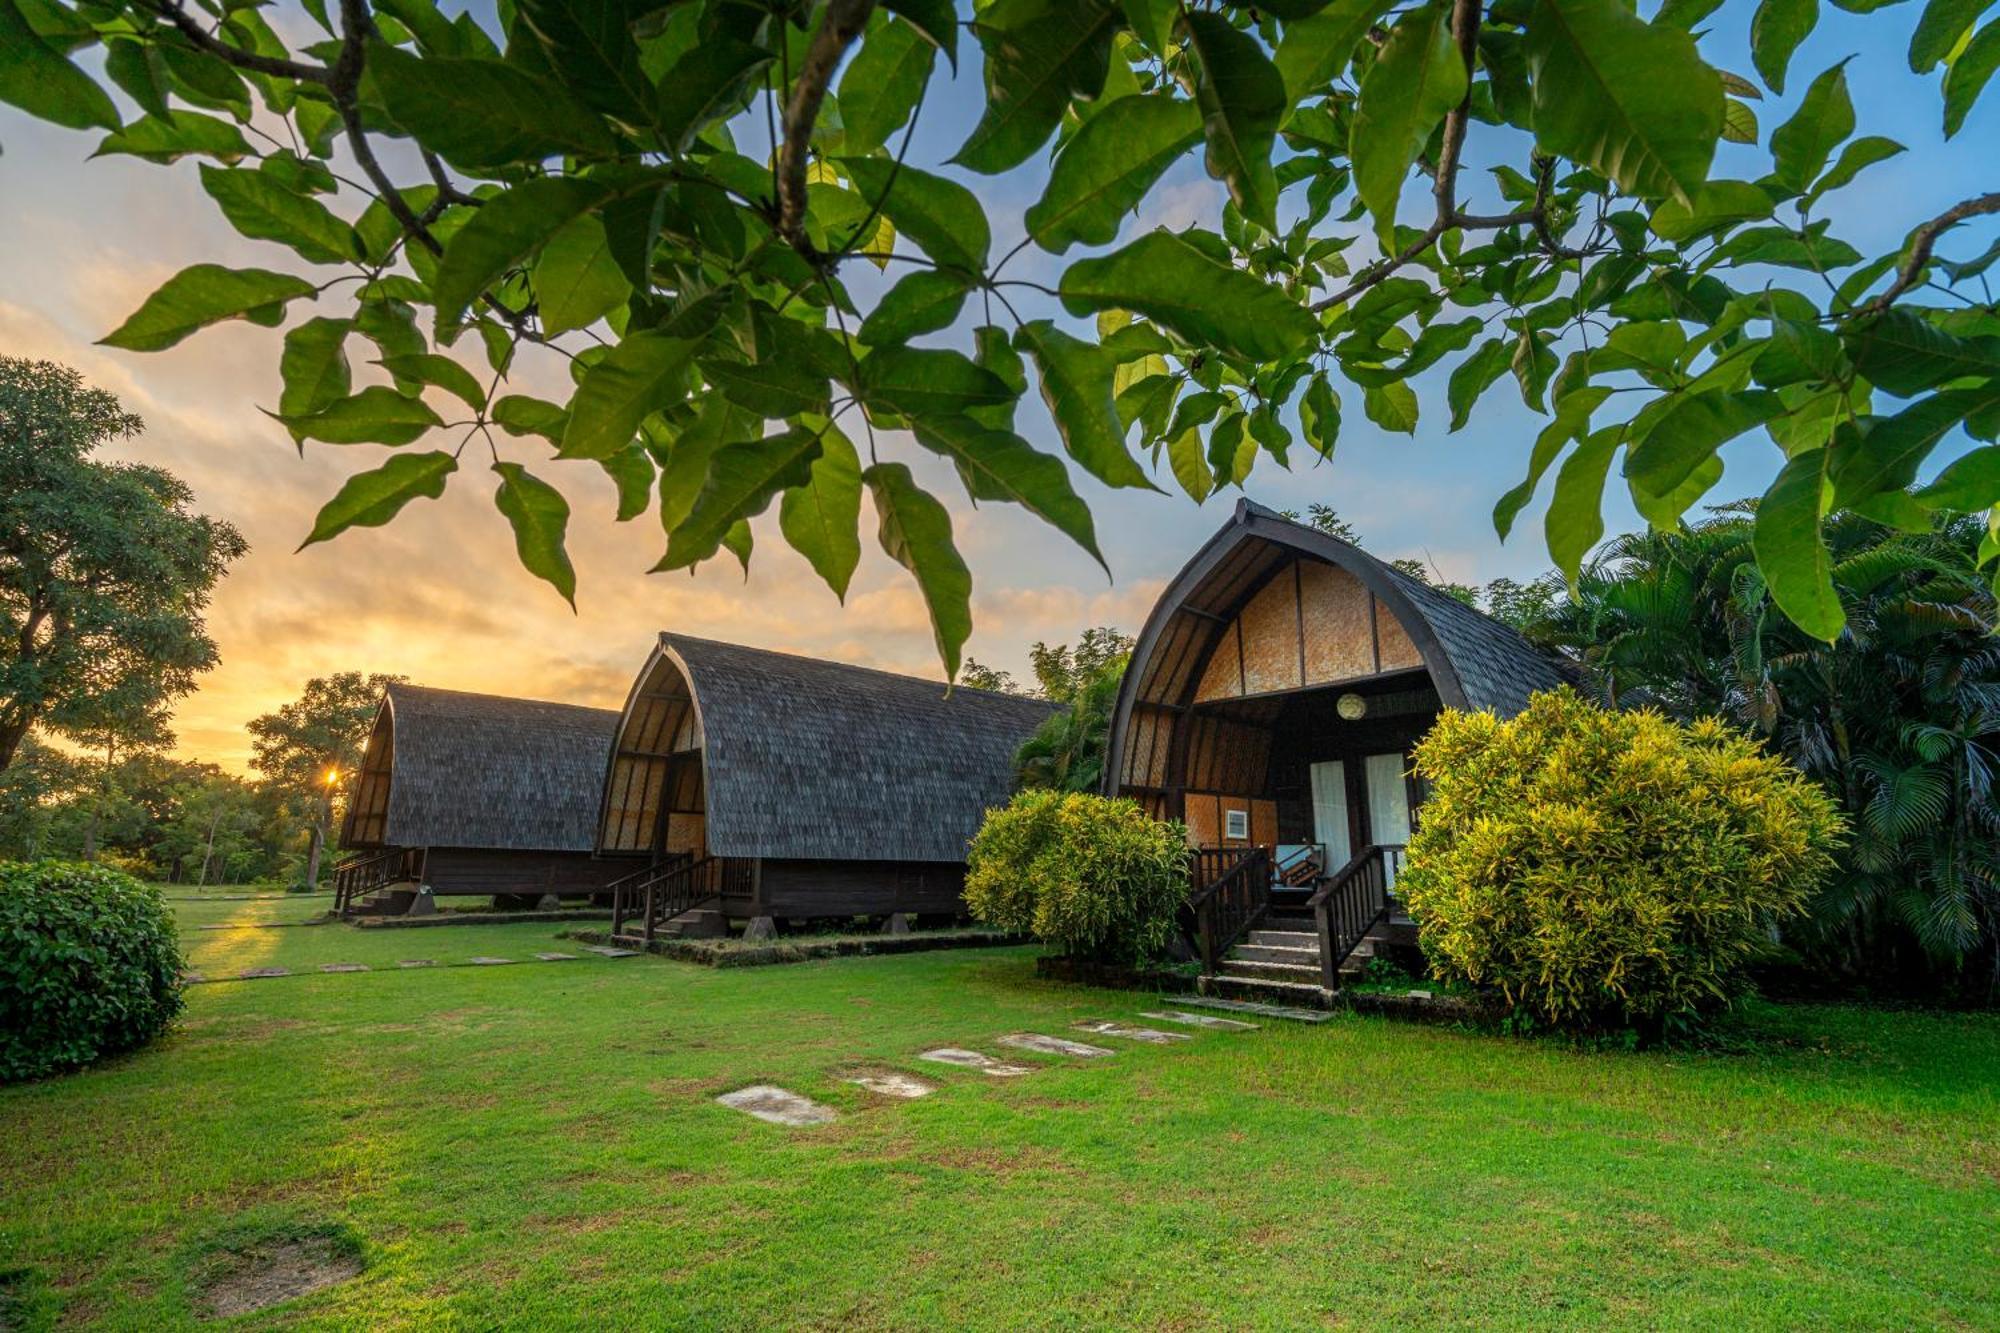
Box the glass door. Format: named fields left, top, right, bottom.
left=1309, top=760, right=1350, bottom=870
left=1363, top=752, right=1413, bottom=887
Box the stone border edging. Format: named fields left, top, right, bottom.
left=348, top=909, right=614, bottom=929
left=559, top=927, right=1025, bottom=967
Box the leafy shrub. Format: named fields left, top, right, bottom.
left=0, top=860, right=185, bottom=1081
left=1399, top=689, right=1845, bottom=1039
left=965, top=791, right=1189, bottom=964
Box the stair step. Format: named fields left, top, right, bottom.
left=1246, top=929, right=1317, bottom=948
left=1230, top=943, right=1321, bottom=965
left=1220, top=959, right=1324, bottom=983
left=1196, top=975, right=1337, bottom=1013
left=1180, top=994, right=1333, bottom=1024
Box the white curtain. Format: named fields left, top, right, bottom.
left=1309, top=760, right=1350, bottom=869
left=1364, top=752, right=1413, bottom=887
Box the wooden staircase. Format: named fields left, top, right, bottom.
left=608, top=854, right=751, bottom=945
left=332, top=847, right=427, bottom=916
left=1204, top=908, right=1417, bottom=1006
left=1187, top=843, right=1408, bottom=1009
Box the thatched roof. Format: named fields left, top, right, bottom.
left=629, top=635, right=1059, bottom=862
left=362, top=684, right=619, bottom=852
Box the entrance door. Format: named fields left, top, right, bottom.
left=1362, top=752, right=1413, bottom=887
left=1308, top=760, right=1351, bottom=870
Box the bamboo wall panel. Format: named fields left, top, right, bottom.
left=1377, top=606, right=1425, bottom=670
left=1193, top=623, right=1244, bottom=702
left=1184, top=793, right=1220, bottom=846
left=1120, top=705, right=1172, bottom=789
left=1299, top=560, right=1379, bottom=683
left=1239, top=567, right=1305, bottom=695
left=665, top=812, right=706, bottom=856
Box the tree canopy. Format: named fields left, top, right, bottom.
left=3, top=0, right=1996, bottom=676
left=0, top=357, right=246, bottom=770
left=247, top=669, right=401, bottom=884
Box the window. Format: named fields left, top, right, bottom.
left=1224, top=808, right=1249, bottom=840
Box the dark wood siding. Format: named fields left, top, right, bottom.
left=756, top=859, right=968, bottom=919
left=423, top=849, right=623, bottom=897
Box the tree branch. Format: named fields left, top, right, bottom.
left=777, top=0, right=877, bottom=255
left=1863, top=191, right=2000, bottom=314
left=148, top=0, right=331, bottom=84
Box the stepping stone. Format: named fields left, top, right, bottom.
left=320, top=963, right=369, bottom=973
left=180, top=971, right=206, bottom=985
left=535, top=952, right=579, bottom=961
left=467, top=956, right=514, bottom=966
left=398, top=960, right=434, bottom=969
left=1179, top=995, right=1329, bottom=1024
left=581, top=945, right=637, bottom=958
left=716, top=1085, right=837, bottom=1127
left=918, top=1048, right=1032, bottom=1077
left=1141, top=1009, right=1259, bottom=1031
left=238, top=967, right=289, bottom=980
left=996, top=1033, right=1116, bottom=1058
left=842, top=1070, right=937, bottom=1099
left=1073, top=1020, right=1191, bottom=1045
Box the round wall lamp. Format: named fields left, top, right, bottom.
left=1335, top=692, right=1368, bottom=721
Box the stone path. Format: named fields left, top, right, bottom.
left=843, top=1070, right=936, bottom=1098
left=1179, top=995, right=1330, bottom=1024
left=997, top=1032, right=1116, bottom=1058
left=1141, top=1009, right=1260, bottom=1031
left=919, top=1048, right=1033, bottom=1077
left=535, top=952, right=578, bottom=961
left=186, top=950, right=640, bottom=984
left=1073, top=1020, right=1191, bottom=1044
left=716, top=1085, right=838, bottom=1126
left=320, top=963, right=368, bottom=973
left=238, top=967, right=289, bottom=980
left=580, top=945, right=637, bottom=958
left=398, top=960, right=434, bottom=968
left=467, top=956, right=514, bottom=966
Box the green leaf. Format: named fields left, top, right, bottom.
left=374, top=353, right=487, bottom=410
left=491, top=394, right=569, bottom=442
left=858, top=269, right=970, bottom=346
left=866, top=462, right=972, bottom=676
left=839, top=157, right=991, bottom=271
left=1649, top=180, right=1774, bottom=241
left=1447, top=339, right=1514, bottom=431
left=1754, top=448, right=1841, bottom=639
left=1362, top=381, right=1420, bottom=433
left=654, top=397, right=748, bottom=533
left=911, top=414, right=1105, bottom=567
left=1770, top=61, right=1855, bottom=192
left=93, top=110, right=253, bottom=164
left=1014, top=321, right=1155, bottom=491
left=952, top=0, right=1119, bottom=174
left=533, top=213, right=631, bottom=337
left=972, top=324, right=1030, bottom=431
left=1167, top=424, right=1213, bottom=502
left=277, top=386, right=443, bottom=446
left=0, top=0, right=118, bottom=130
left=515, top=0, right=653, bottom=123
left=434, top=175, right=615, bottom=335
left=1910, top=0, right=1993, bottom=71
left=279, top=317, right=352, bottom=418
left=658, top=426, right=823, bottom=572
left=841, top=17, right=935, bottom=154
left=560, top=331, right=700, bottom=459
left=780, top=417, right=864, bottom=600
left=1546, top=424, right=1624, bottom=582
left=1527, top=0, right=1724, bottom=203
left=367, top=40, right=617, bottom=171
left=1208, top=408, right=1255, bottom=488
left=654, top=35, right=774, bottom=153
left=1025, top=93, right=1202, bottom=253
left=599, top=445, right=654, bottom=522
left=1750, top=0, right=1818, bottom=93
left=100, top=264, right=316, bottom=353
left=1059, top=229, right=1320, bottom=361
left=1495, top=387, right=1611, bottom=540
left=1122, top=0, right=1178, bottom=55
left=1829, top=391, right=1994, bottom=505
left=1275, top=0, right=1391, bottom=103
left=855, top=346, right=1013, bottom=419
left=1943, top=19, right=2000, bottom=136
left=1842, top=308, right=2000, bottom=395
left=1915, top=445, right=2000, bottom=511
left=700, top=351, right=833, bottom=419
left=1182, top=11, right=1288, bottom=232
left=299, top=451, right=456, bottom=550
left=199, top=166, right=359, bottom=265
left=492, top=462, right=577, bottom=608
left=884, top=0, right=959, bottom=66
left=1351, top=3, right=1468, bottom=239
left=1625, top=389, right=1782, bottom=500
left=1301, top=373, right=1342, bottom=456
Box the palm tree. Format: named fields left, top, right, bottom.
left=1014, top=661, right=1125, bottom=794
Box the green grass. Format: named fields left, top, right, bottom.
left=2, top=898, right=1996, bottom=1330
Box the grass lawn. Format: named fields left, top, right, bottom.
left=2, top=897, right=1996, bottom=1330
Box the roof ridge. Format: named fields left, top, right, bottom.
left=658, top=632, right=1059, bottom=709
left=387, top=681, right=620, bottom=719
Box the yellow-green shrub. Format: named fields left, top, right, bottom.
left=1399, top=689, right=1845, bottom=1037
left=964, top=791, right=1189, bottom=964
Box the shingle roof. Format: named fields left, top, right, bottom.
left=377, top=684, right=619, bottom=852
left=653, top=634, right=1060, bottom=862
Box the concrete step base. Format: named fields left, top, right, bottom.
left=1219, top=959, right=1323, bottom=984
left=1198, top=972, right=1338, bottom=1010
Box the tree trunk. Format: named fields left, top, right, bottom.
left=200, top=807, right=221, bottom=887
left=0, top=715, right=29, bottom=773
left=303, top=790, right=331, bottom=890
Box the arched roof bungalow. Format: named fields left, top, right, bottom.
left=598, top=634, right=1058, bottom=938
left=1103, top=500, right=1570, bottom=995
left=337, top=684, right=622, bottom=913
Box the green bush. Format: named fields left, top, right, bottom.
left=1399, top=689, right=1845, bottom=1039
left=0, top=860, right=185, bottom=1081
left=965, top=791, right=1189, bottom=964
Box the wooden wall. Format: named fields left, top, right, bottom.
left=424, top=848, right=624, bottom=897
left=755, top=859, right=968, bottom=919
left=601, top=654, right=705, bottom=854
left=1182, top=793, right=1276, bottom=849
left=343, top=708, right=394, bottom=847
left=1193, top=558, right=1423, bottom=704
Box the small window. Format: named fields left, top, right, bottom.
left=1224, top=808, right=1249, bottom=841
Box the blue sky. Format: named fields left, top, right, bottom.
left=0, top=0, right=1993, bottom=766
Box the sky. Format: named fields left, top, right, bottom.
left=2, top=0, right=1994, bottom=772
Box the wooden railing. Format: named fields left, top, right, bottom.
left=332, top=846, right=426, bottom=915
left=1308, top=844, right=1405, bottom=988
left=611, top=853, right=754, bottom=942
left=1187, top=845, right=1271, bottom=977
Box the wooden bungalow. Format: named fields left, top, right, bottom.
left=596, top=633, right=1057, bottom=941
left=1103, top=499, right=1570, bottom=1000
left=334, top=684, right=624, bottom=914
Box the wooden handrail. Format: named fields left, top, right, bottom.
left=1187, top=845, right=1271, bottom=976
left=1308, top=844, right=1405, bottom=987
left=332, top=846, right=426, bottom=915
